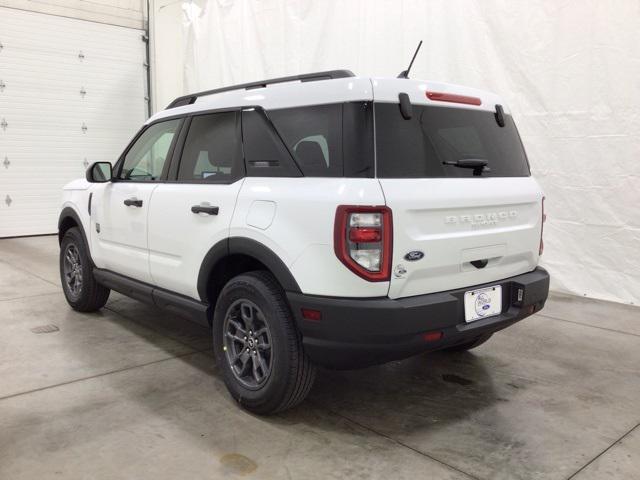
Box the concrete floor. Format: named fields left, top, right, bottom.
left=0, top=236, right=638, bottom=480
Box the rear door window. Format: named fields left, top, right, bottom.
left=177, top=112, right=242, bottom=183
left=375, top=103, right=530, bottom=178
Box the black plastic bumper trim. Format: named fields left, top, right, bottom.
left=287, top=267, right=550, bottom=368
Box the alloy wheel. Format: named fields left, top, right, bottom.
left=223, top=299, right=273, bottom=389
left=63, top=244, right=83, bottom=299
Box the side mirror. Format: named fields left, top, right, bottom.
left=86, top=162, right=113, bottom=183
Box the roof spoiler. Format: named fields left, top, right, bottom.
left=165, top=70, right=355, bottom=110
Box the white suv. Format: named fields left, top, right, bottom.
left=59, top=70, right=550, bottom=414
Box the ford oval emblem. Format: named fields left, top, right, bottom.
left=404, top=251, right=424, bottom=262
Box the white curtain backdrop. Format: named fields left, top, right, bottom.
left=151, top=0, right=640, bottom=306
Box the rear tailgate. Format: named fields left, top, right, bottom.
left=372, top=78, right=543, bottom=299
left=380, top=177, right=542, bottom=299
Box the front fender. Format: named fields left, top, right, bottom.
left=58, top=206, right=88, bottom=246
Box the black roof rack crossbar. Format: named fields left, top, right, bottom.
left=165, top=69, right=355, bottom=109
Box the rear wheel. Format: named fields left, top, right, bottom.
left=442, top=333, right=493, bottom=352
left=60, top=227, right=110, bottom=312
left=213, top=271, right=316, bottom=414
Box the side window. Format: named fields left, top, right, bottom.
left=242, top=109, right=301, bottom=177
left=269, top=104, right=343, bottom=177
left=119, top=119, right=181, bottom=181
left=177, top=112, right=242, bottom=182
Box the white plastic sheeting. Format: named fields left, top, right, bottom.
left=151, top=0, right=640, bottom=305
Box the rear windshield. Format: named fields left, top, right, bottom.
left=375, top=103, right=530, bottom=178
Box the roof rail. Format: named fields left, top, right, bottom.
left=165, top=70, right=355, bottom=109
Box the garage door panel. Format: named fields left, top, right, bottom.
left=0, top=112, right=142, bottom=132
left=0, top=71, right=146, bottom=96
left=0, top=7, right=147, bottom=237
left=1, top=11, right=145, bottom=59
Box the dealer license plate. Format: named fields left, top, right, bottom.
left=464, top=285, right=502, bottom=322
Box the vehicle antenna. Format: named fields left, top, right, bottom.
left=397, top=40, right=423, bottom=79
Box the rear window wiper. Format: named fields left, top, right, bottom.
left=443, top=158, right=490, bottom=176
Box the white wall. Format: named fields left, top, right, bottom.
left=150, top=0, right=640, bottom=306
left=0, top=0, right=146, bottom=29
left=150, top=0, right=187, bottom=111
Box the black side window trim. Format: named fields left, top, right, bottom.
left=112, top=117, right=185, bottom=183
left=111, top=102, right=375, bottom=183
left=166, top=116, right=192, bottom=181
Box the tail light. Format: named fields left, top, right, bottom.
left=334, top=205, right=392, bottom=281
left=539, top=196, right=546, bottom=255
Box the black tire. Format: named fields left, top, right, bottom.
left=213, top=271, right=316, bottom=415
left=60, top=227, right=110, bottom=312
left=442, top=333, right=493, bottom=352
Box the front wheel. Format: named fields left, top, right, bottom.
left=60, top=227, right=110, bottom=312
left=213, top=271, right=316, bottom=414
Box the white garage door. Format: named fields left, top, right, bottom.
left=0, top=7, right=148, bottom=237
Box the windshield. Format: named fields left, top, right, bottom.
left=375, top=103, right=530, bottom=178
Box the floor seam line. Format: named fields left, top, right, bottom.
left=320, top=404, right=480, bottom=480
left=565, top=422, right=640, bottom=480
left=537, top=313, right=640, bottom=339
left=0, top=258, right=60, bottom=287
left=0, top=350, right=207, bottom=403
left=0, top=291, right=60, bottom=303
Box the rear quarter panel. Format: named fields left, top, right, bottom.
left=231, top=178, right=389, bottom=297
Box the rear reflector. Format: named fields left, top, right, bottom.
left=426, top=91, right=482, bottom=106
left=539, top=196, right=546, bottom=255
left=422, top=331, right=443, bottom=342
left=301, top=308, right=322, bottom=321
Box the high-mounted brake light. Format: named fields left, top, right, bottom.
left=426, top=91, right=482, bottom=106
left=539, top=196, right=546, bottom=255
left=334, top=206, right=392, bottom=282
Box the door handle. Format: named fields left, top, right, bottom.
left=124, top=198, right=143, bottom=207
left=191, top=205, right=219, bottom=215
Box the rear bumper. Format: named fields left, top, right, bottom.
left=287, top=267, right=550, bottom=369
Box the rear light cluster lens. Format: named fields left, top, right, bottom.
left=349, top=227, right=382, bottom=243
left=539, top=196, right=546, bottom=255
left=334, top=206, right=392, bottom=281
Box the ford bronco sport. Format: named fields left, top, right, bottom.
left=59, top=70, right=550, bottom=414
